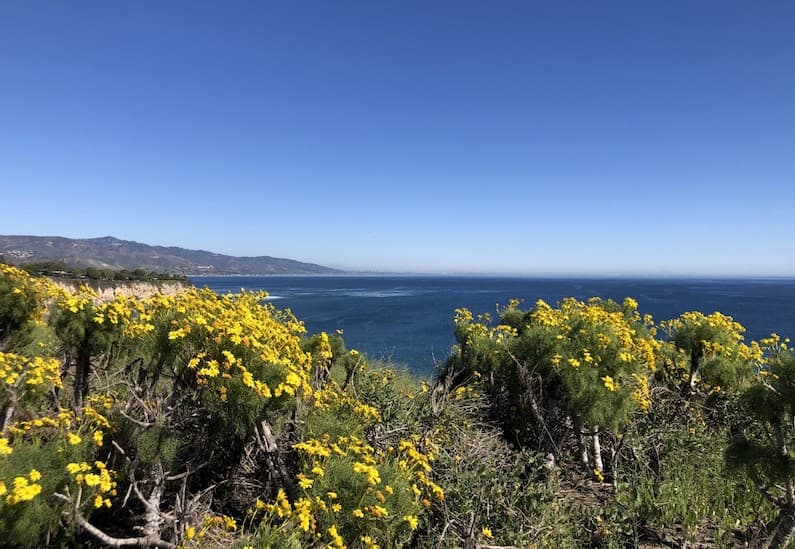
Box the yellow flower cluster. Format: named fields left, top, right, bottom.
left=316, top=332, right=334, bottom=362
left=313, top=382, right=382, bottom=423
left=256, top=488, right=316, bottom=533
left=93, top=294, right=135, bottom=325
left=631, top=373, right=651, bottom=411
left=0, top=352, right=61, bottom=393
left=280, top=427, right=440, bottom=547
left=180, top=512, right=251, bottom=546
left=2, top=470, right=43, bottom=504
left=353, top=461, right=382, bottom=486
left=527, top=298, right=662, bottom=418
left=664, top=311, right=745, bottom=341
left=6, top=408, right=76, bottom=436
left=65, top=460, right=116, bottom=508
left=60, top=287, right=97, bottom=314
left=662, top=310, right=762, bottom=390
left=453, top=385, right=476, bottom=400
left=130, top=289, right=312, bottom=403
left=328, top=525, right=345, bottom=548
left=5, top=402, right=111, bottom=448
left=2, top=402, right=112, bottom=513
left=0, top=263, right=62, bottom=314
left=455, top=307, right=517, bottom=345
left=533, top=297, right=659, bottom=372
left=759, top=333, right=790, bottom=350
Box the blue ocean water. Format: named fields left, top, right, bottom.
left=192, top=276, right=795, bottom=376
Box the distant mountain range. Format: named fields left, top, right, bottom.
left=0, top=235, right=342, bottom=275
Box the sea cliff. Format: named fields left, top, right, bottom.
left=48, top=277, right=191, bottom=301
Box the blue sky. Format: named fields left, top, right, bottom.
left=1, top=1, right=793, bottom=275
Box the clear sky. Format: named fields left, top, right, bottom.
left=1, top=1, right=793, bottom=275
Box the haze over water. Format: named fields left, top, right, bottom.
left=195, top=275, right=795, bottom=376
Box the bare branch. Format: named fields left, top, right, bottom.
left=119, top=409, right=157, bottom=427
left=130, top=470, right=176, bottom=523
left=55, top=492, right=176, bottom=549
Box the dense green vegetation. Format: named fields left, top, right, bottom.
left=0, top=259, right=189, bottom=282
left=1, top=264, right=795, bottom=547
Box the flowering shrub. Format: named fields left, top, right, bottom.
left=662, top=310, right=762, bottom=393
left=447, top=297, right=660, bottom=475
left=0, top=265, right=788, bottom=547
left=0, top=263, right=60, bottom=345
left=726, top=339, right=795, bottom=548
left=125, top=289, right=312, bottom=433
left=248, top=354, right=442, bottom=548
left=528, top=297, right=658, bottom=426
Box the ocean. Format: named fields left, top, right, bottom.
left=191, top=276, right=795, bottom=376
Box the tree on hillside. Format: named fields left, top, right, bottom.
left=726, top=336, right=795, bottom=549
left=446, top=297, right=658, bottom=475
left=662, top=311, right=759, bottom=396
left=52, top=289, right=130, bottom=408
left=0, top=264, right=54, bottom=347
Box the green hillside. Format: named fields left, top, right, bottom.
left=0, top=235, right=341, bottom=275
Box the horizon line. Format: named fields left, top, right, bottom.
left=4, top=233, right=793, bottom=279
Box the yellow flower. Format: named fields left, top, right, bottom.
left=185, top=526, right=196, bottom=540
left=68, top=433, right=82, bottom=445
left=352, top=508, right=365, bottom=518
left=482, top=526, right=493, bottom=539
left=594, top=468, right=605, bottom=482
left=0, top=438, right=12, bottom=455
left=360, top=536, right=379, bottom=549
left=28, top=469, right=41, bottom=482
left=7, top=476, right=42, bottom=503
left=602, top=376, right=617, bottom=392
left=404, top=515, right=419, bottom=530
left=328, top=525, right=345, bottom=548
left=93, top=430, right=104, bottom=446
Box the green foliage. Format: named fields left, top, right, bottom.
left=0, top=264, right=52, bottom=346
left=412, top=385, right=553, bottom=547
left=18, top=261, right=188, bottom=281
left=662, top=310, right=759, bottom=392
left=726, top=342, right=795, bottom=521
left=126, top=425, right=181, bottom=470
left=445, top=297, right=658, bottom=473
left=0, top=442, right=69, bottom=546
left=616, top=393, right=773, bottom=545
left=3, top=263, right=793, bottom=548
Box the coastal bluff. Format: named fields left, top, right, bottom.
left=48, top=277, right=191, bottom=301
